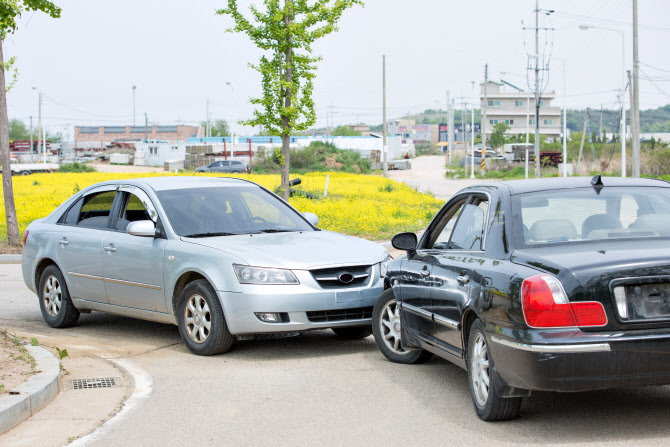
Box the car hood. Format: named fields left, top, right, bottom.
left=181, top=230, right=389, bottom=270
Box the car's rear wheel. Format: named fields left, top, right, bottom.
left=468, top=319, right=521, bottom=421
left=38, top=265, right=80, bottom=328
left=231, top=170, right=240, bottom=174
left=177, top=279, right=234, bottom=356
left=331, top=326, right=372, bottom=339
left=372, top=288, right=433, bottom=364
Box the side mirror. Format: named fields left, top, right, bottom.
left=303, top=212, right=319, bottom=226
left=126, top=220, right=157, bottom=237
left=392, top=232, right=417, bottom=251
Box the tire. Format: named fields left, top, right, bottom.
left=38, top=265, right=80, bottom=328
left=231, top=170, right=240, bottom=174
left=467, top=319, right=521, bottom=421
left=20, top=170, right=32, bottom=176
left=371, top=288, right=433, bottom=364
left=332, top=326, right=372, bottom=339
left=177, top=279, right=234, bottom=356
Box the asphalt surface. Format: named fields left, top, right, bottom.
left=4, top=160, right=670, bottom=446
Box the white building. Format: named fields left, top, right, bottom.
left=481, top=81, right=562, bottom=142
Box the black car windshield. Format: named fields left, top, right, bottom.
left=513, top=186, right=670, bottom=247
left=157, top=186, right=313, bottom=237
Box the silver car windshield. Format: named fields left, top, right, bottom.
left=513, top=187, right=670, bottom=247
left=157, top=186, right=314, bottom=237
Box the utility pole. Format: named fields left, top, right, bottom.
left=462, top=98, right=467, bottom=174
left=29, top=116, right=33, bottom=153
left=577, top=111, right=589, bottom=170
left=533, top=0, right=541, bottom=178
left=470, top=81, right=475, bottom=179
left=145, top=112, right=148, bottom=142
left=632, top=0, right=640, bottom=177
left=525, top=90, right=530, bottom=179
left=599, top=105, right=603, bottom=139
left=36, top=91, right=42, bottom=163
left=447, top=90, right=453, bottom=166
left=132, top=86, right=136, bottom=126
left=206, top=100, right=211, bottom=138
left=481, top=64, right=488, bottom=176
left=382, top=54, right=388, bottom=177
left=628, top=70, right=635, bottom=175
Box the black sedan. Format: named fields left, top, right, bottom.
left=371, top=176, right=670, bottom=421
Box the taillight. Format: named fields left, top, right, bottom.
left=521, top=274, right=607, bottom=328
left=23, top=230, right=29, bottom=245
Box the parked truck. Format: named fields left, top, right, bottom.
left=0, top=162, right=59, bottom=175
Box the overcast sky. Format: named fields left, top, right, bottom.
left=5, top=0, right=670, bottom=138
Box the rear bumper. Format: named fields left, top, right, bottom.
left=488, top=328, right=670, bottom=392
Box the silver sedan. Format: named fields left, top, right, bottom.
left=21, top=177, right=390, bottom=355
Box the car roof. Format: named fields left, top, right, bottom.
left=459, top=176, right=670, bottom=196
left=102, top=176, right=258, bottom=192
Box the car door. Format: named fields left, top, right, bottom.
left=398, top=252, right=436, bottom=343
left=430, top=194, right=490, bottom=356
left=102, top=186, right=167, bottom=313
left=56, top=187, right=118, bottom=303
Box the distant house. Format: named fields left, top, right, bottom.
left=387, top=118, right=438, bottom=145
left=480, top=81, right=561, bottom=142
left=74, top=125, right=200, bottom=145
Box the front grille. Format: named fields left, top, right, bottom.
left=306, top=306, right=373, bottom=323
left=310, top=265, right=372, bottom=289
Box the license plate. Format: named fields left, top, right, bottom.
left=613, top=282, right=670, bottom=322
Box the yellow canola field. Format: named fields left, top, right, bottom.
left=0, top=172, right=443, bottom=241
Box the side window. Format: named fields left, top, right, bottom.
left=115, top=193, right=152, bottom=232
left=77, top=191, right=117, bottom=229
left=61, top=197, right=84, bottom=226
left=448, top=198, right=489, bottom=250
left=426, top=197, right=467, bottom=249
left=221, top=161, right=231, bottom=167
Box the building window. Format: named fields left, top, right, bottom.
left=487, top=100, right=501, bottom=107
left=149, top=146, right=158, bottom=155
left=515, top=100, right=524, bottom=107
left=529, top=119, right=535, bottom=125
left=539, top=100, right=545, bottom=107
left=489, top=119, right=499, bottom=125
left=543, top=119, right=553, bottom=126
left=171, top=146, right=179, bottom=151
left=504, top=119, right=514, bottom=125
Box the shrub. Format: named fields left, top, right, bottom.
left=59, top=162, right=95, bottom=173
left=252, top=141, right=370, bottom=174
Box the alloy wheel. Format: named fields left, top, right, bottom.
left=43, top=275, right=62, bottom=317
left=380, top=299, right=407, bottom=354
left=471, top=332, right=490, bottom=407
left=184, top=294, right=211, bottom=344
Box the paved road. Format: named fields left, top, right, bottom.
left=2, top=263, right=670, bottom=447
left=388, top=154, right=499, bottom=201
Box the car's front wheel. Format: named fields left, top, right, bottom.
left=177, top=280, right=234, bottom=356
left=467, top=319, right=521, bottom=421
left=38, top=265, right=80, bottom=328
left=372, top=288, right=433, bottom=364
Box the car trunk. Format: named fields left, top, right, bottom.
left=511, top=239, right=670, bottom=331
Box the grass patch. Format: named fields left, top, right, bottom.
left=252, top=141, right=371, bottom=174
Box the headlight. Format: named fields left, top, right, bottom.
left=379, top=253, right=393, bottom=277
left=233, top=265, right=299, bottom=285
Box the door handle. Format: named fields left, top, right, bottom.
left=58, top=238, right=69, bottom=246
left=104, top=244, right=116, bottom=252
left=457, top=275, right=470, bottom=285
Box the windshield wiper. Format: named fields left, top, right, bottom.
left=183, top=232, right=237, bottom=238
left=258, top=228, right=296, bottom=233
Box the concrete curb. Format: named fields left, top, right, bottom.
left=0, top=345, right=60, bottom=434
left=0, top=255, right=22, bottom=264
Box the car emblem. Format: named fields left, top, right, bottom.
left=338, top=272, right=355, bottom=284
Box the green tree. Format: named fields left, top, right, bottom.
left=217, top=0, right=362, bottom=200
left=1, top=1, right=61, bottom=246
left=331, top=125, right=361, bottom=136
left=201, top=119, right=230, bottom=137
left=489, top=122, right=510, bottom=149
left=8, top=118, right=29, bottom=140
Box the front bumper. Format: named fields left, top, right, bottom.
left=217, top=270, right=384, bottom=335
left=488, top=327, right=670, bottom=392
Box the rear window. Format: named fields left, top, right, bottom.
left=513, top=186, right=670, bottom=247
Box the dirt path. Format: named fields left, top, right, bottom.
left=89, top=163, right=164, bottom=173
left=0, top=332, right=34, bottom=394
left=388, top=155, right=500, bottom=201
